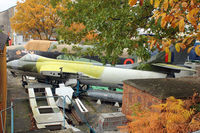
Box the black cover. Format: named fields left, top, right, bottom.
left=0, top=32, right=8, bottom=50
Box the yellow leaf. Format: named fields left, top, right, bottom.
left=186, top=37, right=195, bottom=46
left=175, top=43, right=181, bottom=52
left=171, top=18, right=178, bottom=28
left=187, top=8, right=199, bottom=27
left=150, top=0, right=154, bottom=5
left=198, top=24, right=200, bottom=31
left=165, top=47, right=170, bottom=53
left=163, top=0, right=168, bottom=11
left=155, top=14, right=161, bottom=25
left=181, top=2, right=188, bottom=8
left=169, top=0, right=174, bottom=6
left=187, top=46, right=194, bottom=53
left=179, top=18, right=185, bottom=32
left=150, top=40, right=157, bottom=49
left=190, top=8, right=199, bottom=17
left=161, top=13, right=167, bottom=28
left=154, top=0, right=161, bottom=8
left=151, top=10, right=159, bottom=18
left=179, top=43, right=186, bottom=50
left=129, top=0, right=137, bottom=6
left=191, top=0, right=195, bottom=8
left=182, top=37, right=189, bottom=44
left=195, top=45, right=200, bottom=56
left=197, top=33, right=200, bottom=41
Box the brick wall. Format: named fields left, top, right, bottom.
left=122, top=83, right=162, bottom=116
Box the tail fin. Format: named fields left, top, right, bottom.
left=147, top=46, right=196, bottom=77
left=147, top=45, right=189, bottom=66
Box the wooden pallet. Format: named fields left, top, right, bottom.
left=28, top=87, right=67, bottom=129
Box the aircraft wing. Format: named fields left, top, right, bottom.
left=152, top=63, right=196, bottom=72
left=39, top=65, right=77, bottom=74
left=38, top=63, right=104, bottom=79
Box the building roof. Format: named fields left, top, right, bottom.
left=124, top=77, right=200, bottom=99
left=0, top=32, right=8, bottom=50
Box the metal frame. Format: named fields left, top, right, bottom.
left=0, top=102, right=14, bottom=133
left=0, top=89, right=95, bottom=132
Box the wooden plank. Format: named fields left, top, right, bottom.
left=34, top=113, right=63, bottom=124
left=75, top=98, right=88, bottom=113
left=45, top=87, right=57, bottom=107
left=28, top=88, right=40, bottom=116
left=28, top=87, right=69, bottom=129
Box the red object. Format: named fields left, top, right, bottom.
left=8, top=40, right=12, bottom=46
left=165, top=53, right=168, bottom=63
left=123, top=58, right=134, bottom=65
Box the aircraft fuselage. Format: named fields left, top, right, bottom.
left=7, top=54, right=167, bottom=88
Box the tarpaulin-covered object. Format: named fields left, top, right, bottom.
left=0, top=32, right=8, bottom=50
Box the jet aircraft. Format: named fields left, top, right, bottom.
left=7, top=45, right=195, bottom=89
left=7, top=54, right=166, bottom=88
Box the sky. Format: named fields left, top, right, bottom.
left=0, top=0, right=19, bottom=12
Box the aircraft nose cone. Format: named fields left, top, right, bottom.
left=7, top=60, right=18, bottom=69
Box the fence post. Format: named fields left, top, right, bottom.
left=0, top=110, right=4, bottom=133
left=11, top=101, right=14, bottom=133
left=62, top=96, right=66, bottom=129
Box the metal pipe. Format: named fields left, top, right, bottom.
left=63, top=96, right=65, bottom=129
left=86, top=89, right=123, bottom=103
left=0, top=112, right=4, bottom=133
left=0, top=106, right=12, bottom=133
left=11, top=101, right=14, bottom=133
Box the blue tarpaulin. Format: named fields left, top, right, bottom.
left=189, top=41, right=200, bottom=60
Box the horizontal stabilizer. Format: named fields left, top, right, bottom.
left=152, top=63, right=196, bottom=72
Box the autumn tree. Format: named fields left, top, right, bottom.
left=129, top=0, right=200, bottom=56
left=51, top=0, right=199, bottom=63
left=11, top=0, right=64, bottom=40
left=51, top=0, right=156, bottom=64
left=118, top=93, right=200, bottom=133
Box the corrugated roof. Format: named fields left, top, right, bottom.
left=0, top=32, right=8, bottom=50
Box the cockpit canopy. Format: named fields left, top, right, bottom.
left=19, top=54, right=40, bottom=62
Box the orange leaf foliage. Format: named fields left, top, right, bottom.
left=10, top=0, right=64, bottom=40
left=119, top=94, right=200, bottom=133
left=187, top=46, right=194, bottom=53
left=129, top=0, right=137, bottom=6
left=165, top=47, right=170, bottom=53
left=150, top=0, right=154, bottom=5
left=163, top=0, right=169, bottom=11
left=179, top=18, right=185, bottom=32
left=154, top=0, right=161, bottom=8
left=150, top=0, right=200, bottom=54
left=150, top=39, right=157, bottom=50
left=197, top=33, right=200, bottom=41
left=175, top=43, right=181, bottom=52
left=195, top=45, right=200, bottom=56
left=82, top=30, right=98, bottom=41
left=68, top=22, right=86, bottom=33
